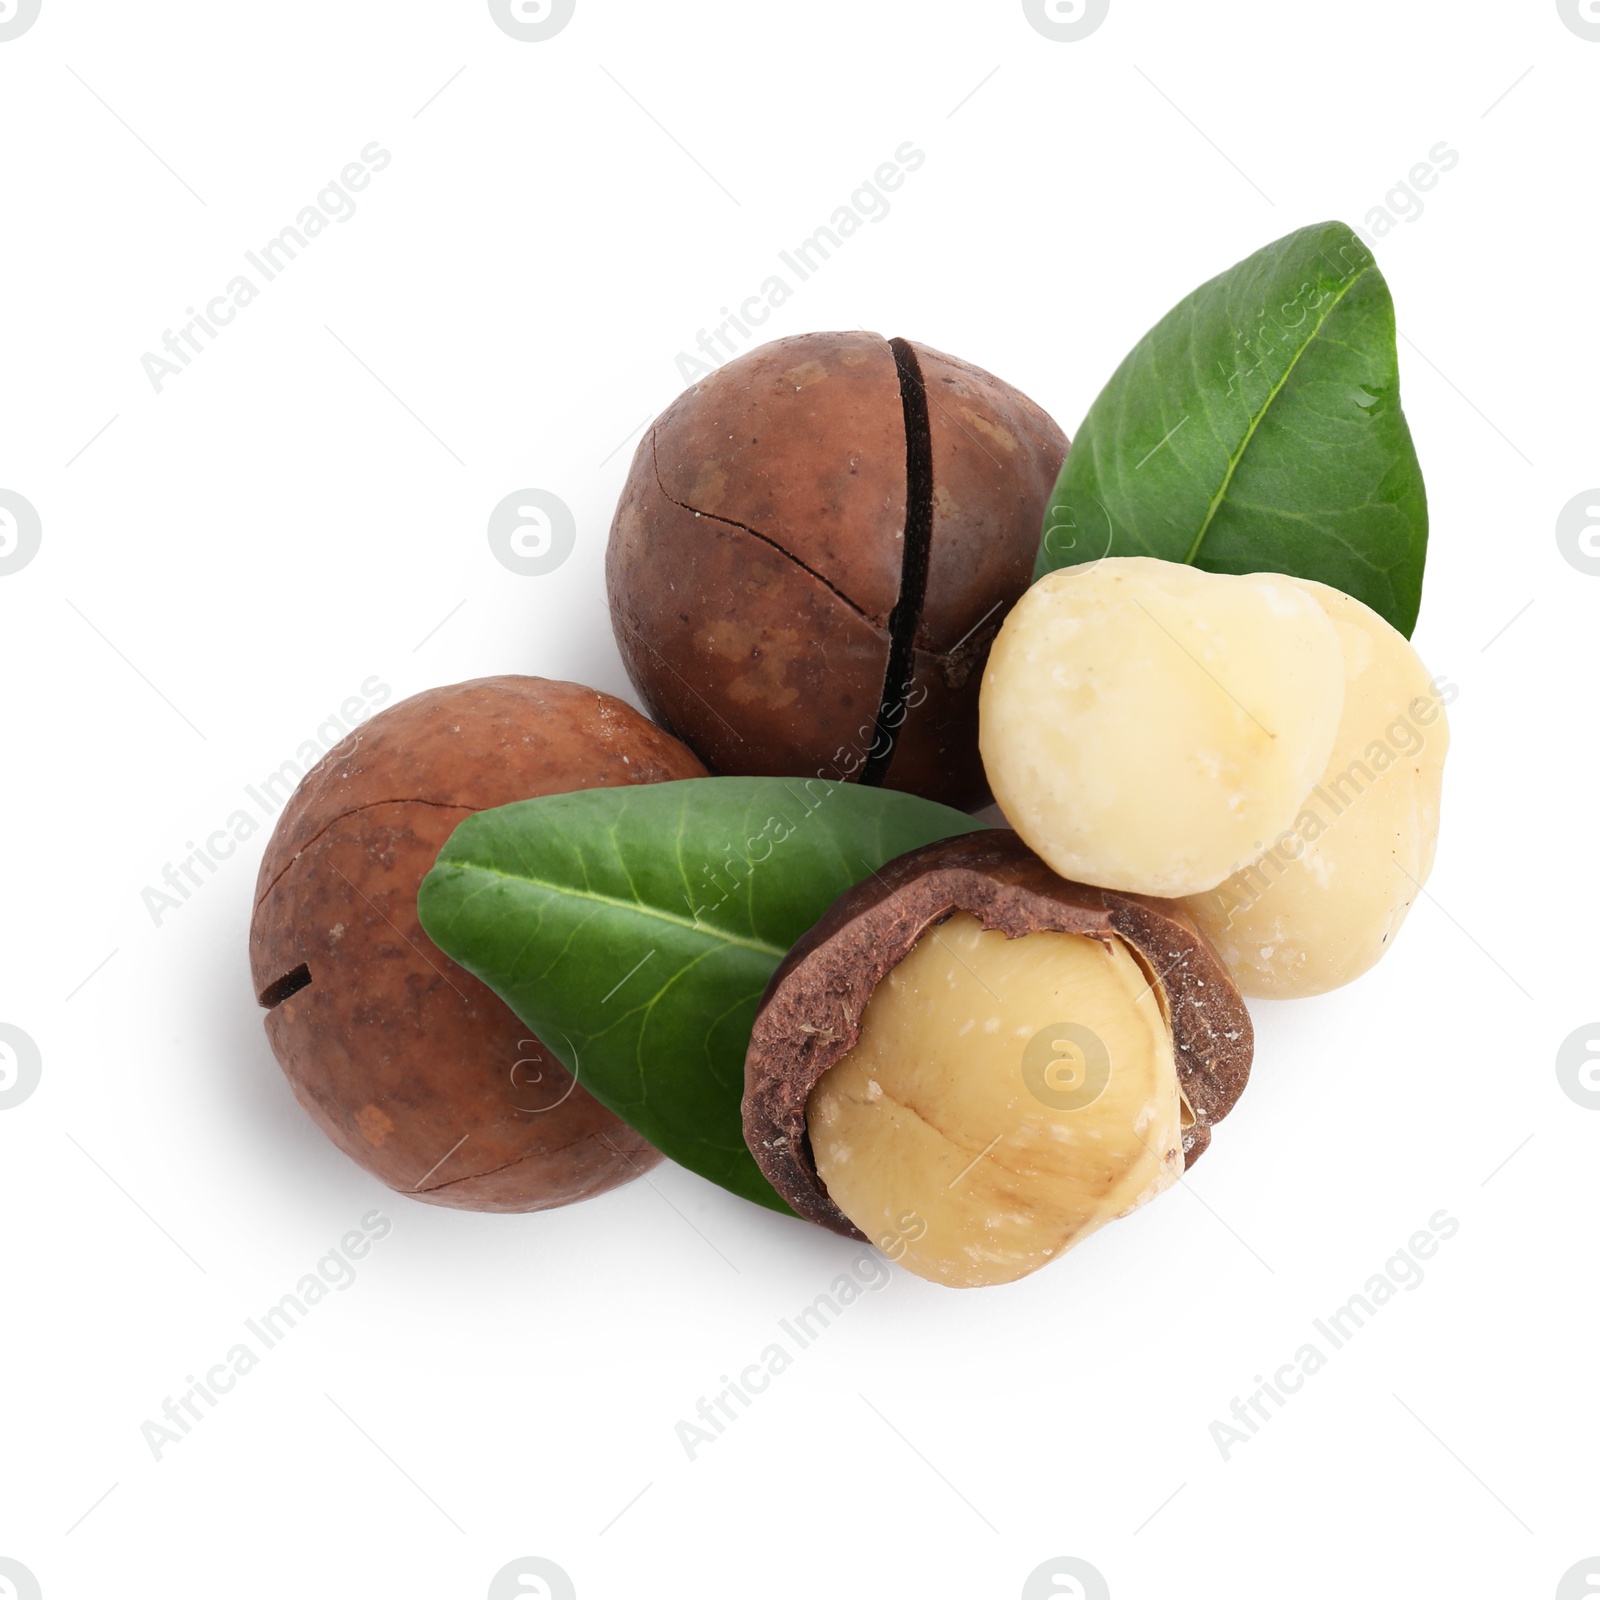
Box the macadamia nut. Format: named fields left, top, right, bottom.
left=979, top=557, right=1346, bottom=897
left=807, top=913, right=1183, bottom=1288
left=743, top=833, right=1253, bottom=1280
left=1182, top=580, right=1449, bottom=996
left=249, top=676, right=705, bottom=1212
left=607, top=331, right=1067, bottom=809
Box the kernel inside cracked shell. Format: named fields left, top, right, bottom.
left=806, top=912, right=1184, bottom=1288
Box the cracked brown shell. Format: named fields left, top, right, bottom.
left=606, top=331, right=1067, bottom=810
left=742, top=830, right=1254, bottom=1239
left=248, top=676, right=706, bottom=1212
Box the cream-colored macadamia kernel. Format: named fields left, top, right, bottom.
left=806, top=912, right=1183, bottom=1289
left=979, top=557, right=1346, bottom=897
left=1182, top=580, right=1449, bottom=997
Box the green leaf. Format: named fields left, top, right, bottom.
left=1037, top=220, right=1428, bottom=635
left=418, top=778, right=982, bottom=1213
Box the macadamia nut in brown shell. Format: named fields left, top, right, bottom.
left=743, top=831, right=1254, bottom=1287
left=607, top=332, right=1067, bottom=810
left=248, top=676, right=706, bottom=1212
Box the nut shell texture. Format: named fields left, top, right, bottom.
left=607, top=332, right=1066, bottom=809
left=249, top=676, right=705, bottom=1212
left=742, top=830, right=1253, bottom=1237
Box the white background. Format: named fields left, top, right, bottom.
left=2, top=2, right=1595, bottom=1597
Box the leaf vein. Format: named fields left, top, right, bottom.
left=1183, top=263, right=1371, bottom=565
left=441, top=861, right=787, bottom=958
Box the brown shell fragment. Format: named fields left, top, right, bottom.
left=742, top=830, right=1254, bottom=1238
left=249, top=676, right=706, bottom=1213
